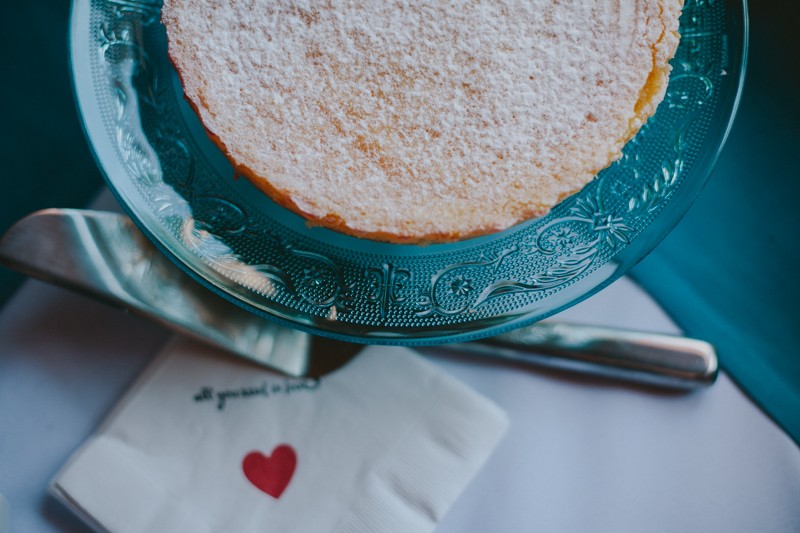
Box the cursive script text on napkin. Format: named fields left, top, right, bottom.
left=193, top=378, right=321, bottom=410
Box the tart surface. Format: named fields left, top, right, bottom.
left=162, top=0, right=682, bottom=243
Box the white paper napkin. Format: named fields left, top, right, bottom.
left=50, top=337, right=508, bottom=533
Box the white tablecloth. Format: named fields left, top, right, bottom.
left=1, top=269, right=799, bottom=532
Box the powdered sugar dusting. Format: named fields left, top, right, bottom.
left=162, top=0, right=681, bottom=242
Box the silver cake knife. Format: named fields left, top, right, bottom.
left=0, top=209, right=717, bottom=387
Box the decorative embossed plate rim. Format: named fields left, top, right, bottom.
left=70, top=0, right=748, bottom=345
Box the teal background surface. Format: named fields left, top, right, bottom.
left=631, top=1, right=800, bottom=444
left=0, top=2, right=104, bottom=304
left=0, top=2, right=798, bottom=443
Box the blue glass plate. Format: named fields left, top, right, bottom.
left=70, top=0, right=747, bottom=344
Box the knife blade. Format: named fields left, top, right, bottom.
left=0, top=209, right=717, bottom=387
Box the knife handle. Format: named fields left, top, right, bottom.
left=450, top=322, right=718, bottom=389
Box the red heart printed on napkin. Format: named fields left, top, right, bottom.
left=242, top=445, right=297, bottom=499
